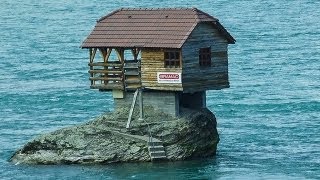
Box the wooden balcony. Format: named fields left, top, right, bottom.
left=88, top=61, right=124, bottom=91
left=88, top=60, right=141, bottom=91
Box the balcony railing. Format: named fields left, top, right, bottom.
left=88, top=62, right=124, bottom=90
left=88, top=60, right=141, bottom=91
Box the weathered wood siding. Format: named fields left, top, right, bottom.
left=141, top=49, right=183, bottom=91
left=181, top=23, right=229, bottom=92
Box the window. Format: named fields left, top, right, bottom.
left=199, top=47, right=211, bottom=67
left=164, top=51, right=180, bottom=68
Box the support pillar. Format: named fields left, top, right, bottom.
left=138, top=88, right=144, bottom=121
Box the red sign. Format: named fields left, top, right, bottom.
left=159, top=74, right=180, bottom=79
left=157, top=72, right=181, bottom=83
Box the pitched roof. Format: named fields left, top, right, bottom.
left=81, top=8, right=235, bottom=48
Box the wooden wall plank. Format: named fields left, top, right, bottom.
left=141, top=48, right=182, bottom=91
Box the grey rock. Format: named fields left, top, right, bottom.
left=9, top=107, right=219, bottom=164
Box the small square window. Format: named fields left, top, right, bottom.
left=199, top=47, right=211, bottom=67
left=164, top=51, right=180, bottom=68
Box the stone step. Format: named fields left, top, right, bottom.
left=148, top=145, right=164, bottom=152
left=147, top=138, right=167, bottom=161
left=150, top=155, right=167, bottom=161
left=148, top=141, right=163, bottom=147
left=150, top=151, right=166, bottom=157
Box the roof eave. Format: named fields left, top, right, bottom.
left=215, top=21, right=236, bottom=44
left=97, top=8, right=122, bottom=22
left=178, top=22, right=199, bottom=48
left=80, top=44, right=182, bottom=49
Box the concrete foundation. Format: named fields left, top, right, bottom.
left=114, top=90, right=206, bottom=117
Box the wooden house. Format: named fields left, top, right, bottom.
left=81, top=8, right=235, bottom=117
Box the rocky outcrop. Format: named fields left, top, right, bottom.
left=9, top=107, right=219, bottom=165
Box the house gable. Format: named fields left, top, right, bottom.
left=181, top=22, right=230, bottom=92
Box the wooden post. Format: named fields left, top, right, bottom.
left=131, top=48, right=141, bottom=61
left=105, top=48, right=112, bottom=62
left=131, top=48, right=136, bottom=61
left=89, top=48, right=97, bottom=85
left=99, top=48, right=107, bottom=62
left=138, top=88, right=144, bottom=121
left=99, top=48, right=108, bottom=85
left=115, top=48, right=124, bottom=63
left=89, top=48, right=97, bottom=63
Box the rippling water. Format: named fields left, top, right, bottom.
left=0, top=0, right=319, bottom=179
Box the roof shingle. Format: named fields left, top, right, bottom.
left=81, top=8, right=235, bottom=48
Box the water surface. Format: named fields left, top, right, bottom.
left=0, top=0, right=319, bottom=179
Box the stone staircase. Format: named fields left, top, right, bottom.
left=104, top=127, right=167, bottom=161
left=148, top=138, right=167, bottom=161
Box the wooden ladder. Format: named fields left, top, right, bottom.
left=126, top=89, right=139, bottom=129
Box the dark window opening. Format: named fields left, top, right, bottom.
left=164, top=51, right=180, bottom=68
left=199, top=47, right=211, bottom=67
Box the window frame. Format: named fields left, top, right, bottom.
left=164, top=50, right=181, bottom=68
left=199, top=47, right=212, bottom=67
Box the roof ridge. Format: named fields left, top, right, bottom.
left=193, top=8, right=218, bottom=22
left=98, top=8, right=218, bottom=23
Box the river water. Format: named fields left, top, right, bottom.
left=0, top=0, right=319, bottom=179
